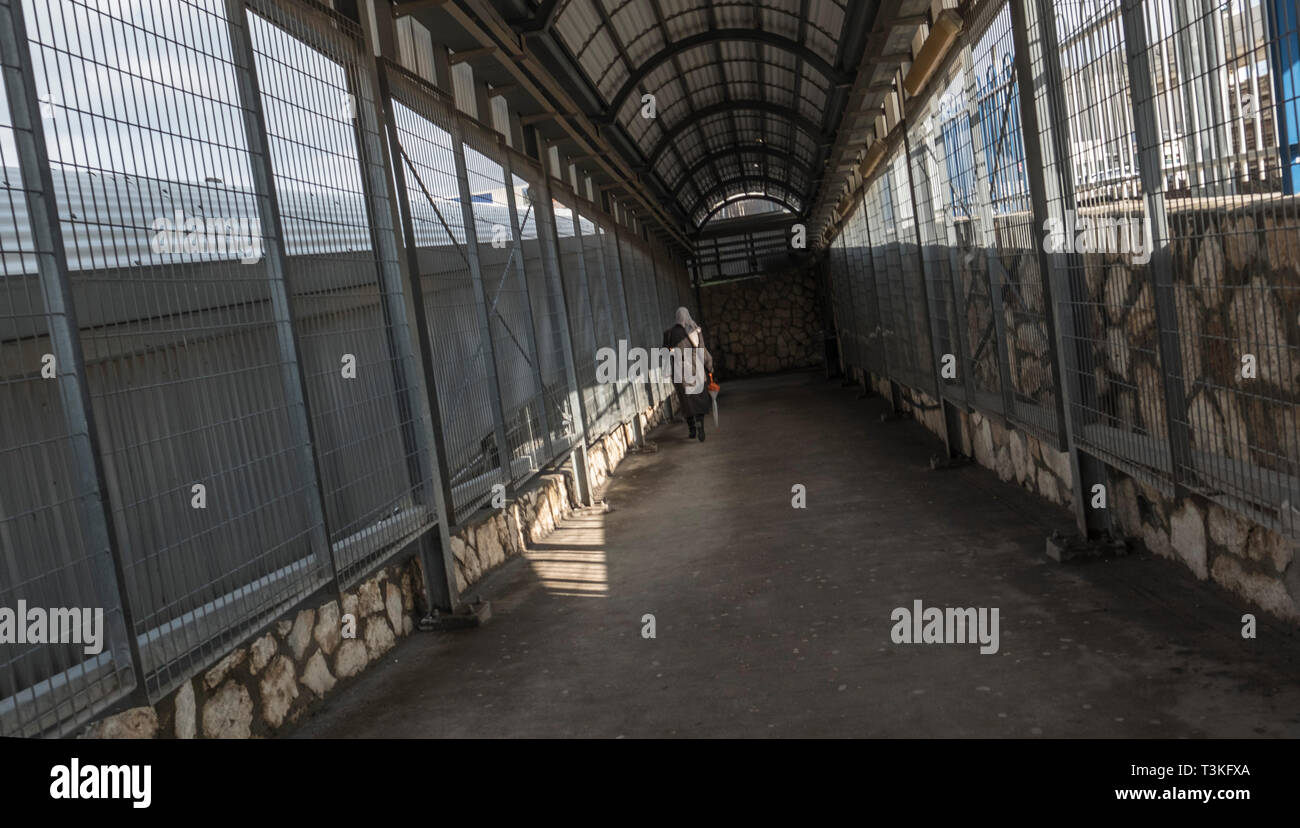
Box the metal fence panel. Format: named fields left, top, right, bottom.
left=459, top=128, right=547, bottom=486
left=970, top=0, right=1060, bottom=442
left=1023, top=0, right=1169, bottom=486
left=247, top=0, right=434, bottom=583
left=606, top=224, right=640, bottom=420
left=386, top=70, right=501, bottom=521
left=576, top=203, right=627, bottom=434
left=24, top=0, right=341, bottom=701
left=0, top=0, right=138, bottom=735
left=1136, top=0, right=1300, bottom=532
left=888, top=146, right=938, bottom=392
left=828, top=232, right=854, bottom=373
left=507, top=154, right=572, bottom=458
left=909, top=108, right=969, bottom=403
left=551, top=189, right=605, bottom=436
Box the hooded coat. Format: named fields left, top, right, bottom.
left=663, top=307, right=713, bottom=419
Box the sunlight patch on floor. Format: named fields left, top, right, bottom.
left=525, top=516, right=608, bottom=597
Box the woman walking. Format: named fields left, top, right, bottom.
left=663, top=307, right=713, bottom=441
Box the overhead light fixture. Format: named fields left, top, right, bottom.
left=902, top=10, right=963, bottom=98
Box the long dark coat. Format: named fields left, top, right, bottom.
left=663, top=323, right=714, bottom=418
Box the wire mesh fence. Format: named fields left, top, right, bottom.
left=0, top=0, right=693, bottom=736
left=909, top=98, right=969, bottom=403
left=387, top=69, right=506, bottom=521
left=576, top=202, right=627, bottom=435
left=826, top=0, right=1300, bottom=539
left=460, top=125, right=547, bottom=487
left=970, top=0, right=1060, bottom=443
left=248, top=0, right=434, bottom=589
left=0, top=0, right=138, bottom=736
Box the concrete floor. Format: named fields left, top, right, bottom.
left=292, top=371, right=1300, bottom=738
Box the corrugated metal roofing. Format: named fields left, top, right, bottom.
left=548, top=0, right=851, bottom=228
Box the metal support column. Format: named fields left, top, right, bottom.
left=361, top=41, right=460, bottom=611
left=963, top=44, right=1017, bottom=419
left=535, top=154, right=594, bottom=505
left=500, top=146, right=555, bottom=464
left=610, top=226, right=649, bottom=445
left=225, top=0, right=337, bottom=581
left=902, top=120, right=948, bottom=405
left=1122, top=0, right=1194, bottom=497
left=1011, top=0, right=1109, bottom=536
left=450, top=119, right=514, bottom=496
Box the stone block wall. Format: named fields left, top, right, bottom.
left=78, top=393, right=676, bottom=738
left=870, top=371, right=1075, bottom=511
left=860, top=364, right=1300, bottom=624
left=699, top=266, right=824, bottom=378
left=1060, top=199, right=1300, bottom=477
left=1105, top=471, right=1300, bottom=623
left=843, top=196, right=1300, bottom=624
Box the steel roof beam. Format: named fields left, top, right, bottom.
left=687, top=173, right=802, bottom=220
left=647, top=0, right=724, bottom=216
left=698, top=192, right=801, bottom=228
left=645, top=100, right=826, bottom=169
left=606, top=29, right=847, bottom=114
left=668, top=145, right=813, bottom=193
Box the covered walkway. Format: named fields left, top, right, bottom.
left=294, top=372, right=1300, bottom=739
left=4, top=0, right=1300, bottom=742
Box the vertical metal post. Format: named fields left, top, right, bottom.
left=499, top=146, right=555, bottom=463
left=568, top=201, right=609, bottom=434
left=1008, top=0, right=1072, bottom=452
left=963, top=43, right=1018, bottom=419
left=1121, top=0, right=1193, bottom=496
left=1011, top=0, right=1111, bottom=536
left=361, top=38, right=460, bottom=609
left=348, top=36, right=433, bottom=509
left=837, top=206, right=862, bottom=383
left=646, top=241, right=679, bottom=421
left=225, top=0, right=337, bottom=580
left=535, top=155, right=594, bottom=505
left=902, top=120, right=947, bottom=403
left=610, top=225, right=650, bottom=444
left=450, top=119, right=514, bottom=495
left=0, top=0, right=146, bottom=703
left=857, top=184, right=896, bottom=394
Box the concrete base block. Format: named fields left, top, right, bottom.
left=929, top=453, right=971, bottom=471
left=417, top=601, right=492, bottom=632
left=1046, top=531, right=1128, bottom=562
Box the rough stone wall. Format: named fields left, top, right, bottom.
left=1062, top=200, right=1300, bottom=474
left=854, top=198, right=1300, bottom=623
left=872, top=371, right=1075, bottom=511
left=81, top=552, right=430, bottom=739
left=862, top=363, right=1300, bottom=624
left=1106, top=472, right=1300, bottom=623
left=699, top=266, right=824, bottom=378
left=79, top=393, right=676, bottom=738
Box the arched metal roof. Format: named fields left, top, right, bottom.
left=537, top=0, right=875, bottom=230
